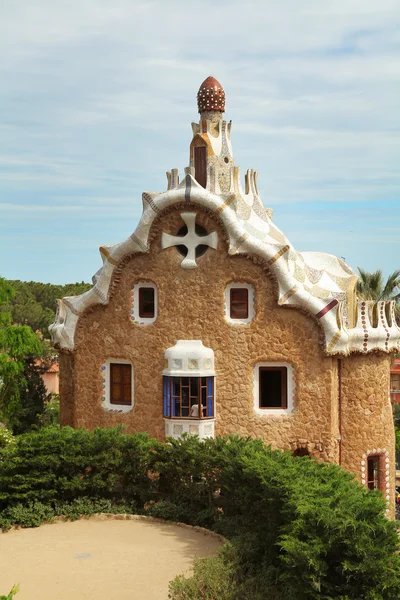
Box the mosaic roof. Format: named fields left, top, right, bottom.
left=197, top=76, right=225, bottom=113
left=50, top=79, right=400, bottom=355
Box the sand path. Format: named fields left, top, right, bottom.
left=1, top=518, right=221, bottom=600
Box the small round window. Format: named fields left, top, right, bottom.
left=175, top=223, right=209, bottom=258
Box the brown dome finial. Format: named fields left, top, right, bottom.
left=197, top=76, right=225, bottom=113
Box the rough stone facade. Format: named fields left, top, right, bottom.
left=54, top=77, right=398, bottom=518
left=59, top=205, right=395, bottom=514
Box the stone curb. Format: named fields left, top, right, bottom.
left=5, top=513, right=226, bottom=543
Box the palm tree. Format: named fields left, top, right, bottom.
left=356, top=268, right=400, bottom=303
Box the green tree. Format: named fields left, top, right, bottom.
left=0, top=277, right=43, bottom=415
left=8, top=357, right=51, bottom=434
left=356, top=268, right=400, bottom=303
left=5, top=279, right=91, bottom=339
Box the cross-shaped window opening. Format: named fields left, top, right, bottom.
left=175, top=223, right=209, bottom=258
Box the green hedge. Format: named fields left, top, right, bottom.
left=1, top=427, right=399, bottom=599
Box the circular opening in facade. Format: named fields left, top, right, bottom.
left=224, top=157, right=229, bottom=163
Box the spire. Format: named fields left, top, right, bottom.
left=197, top=76, right=225, bottom=113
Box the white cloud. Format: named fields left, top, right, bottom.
left=0, top=0, right=399, bottom=282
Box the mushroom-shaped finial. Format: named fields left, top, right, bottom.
left=197, top=76, right=225, bottom=113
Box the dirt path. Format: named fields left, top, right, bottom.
left=1, top=517, right=222, bottom=599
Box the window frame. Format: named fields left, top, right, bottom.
left=163, top=375, right=214, bottom=420
left=110, top=363, right=132, bottom=406
left=138, top=287, right=155, bottom=318
left=230, top=287, right=249, bottom=320
left=101, top=358, right=134, bottom=413
left=258, top=366, right=288, bottom=409
left=366, top=454, right=385, bottom=492
left=253, top=362, right=294, bottom=416
left=131, top=281, right=157, bottom=325
left=225, top=282, right=255, bottom=324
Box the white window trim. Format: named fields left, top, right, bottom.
left=224, top=282, right=255, bottom=324
left=101, top=358, right=134, bottom=413
left=131, top=281, right=158, bottom=325
left=253, top=362, right=294, bottom=416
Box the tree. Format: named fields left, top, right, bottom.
left=4, top=279, right=91, bottom=339
left=8, top=358, right=51, bottom=434
left=356, top=268, right=400, bottom=302
left=0, top=277, right=43, bottom=415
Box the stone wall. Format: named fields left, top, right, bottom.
left=60, top=204, right=395, bottom=505
left=63, top=205, right=339, bottom=456
left=341, top=354, right=395, bottom=516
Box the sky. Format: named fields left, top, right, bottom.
left=0, top=0, right=399, bottom=285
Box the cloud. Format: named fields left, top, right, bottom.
left=0, top=0, right=399, bottom=282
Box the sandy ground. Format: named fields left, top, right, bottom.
left=0, top=518, right=222, bottom=600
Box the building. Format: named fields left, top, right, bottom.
left=391, top=358, right=400, bottom=404
left=50, top=77, right=400, bottom=514
left=34, top=359, right=59, bottom=395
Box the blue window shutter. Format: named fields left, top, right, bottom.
left=207, top=377, right=214, bottom=417
left=163, top=376, right=171, bottom=417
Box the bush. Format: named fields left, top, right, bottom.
left=41, top=395, right=60, bottom=427
left=169, top=549, right=235, bottom=600
left=169, top=543, right=282, bottom=600
left=0, top=426, right=157, bottom=509
left=0, top=425, right=15, bottom=449
left=0, top=429, right=399, bottom=599
left=0, top=585, right=19, bottom=600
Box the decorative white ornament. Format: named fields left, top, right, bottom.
left=161, top=212, right=217, bottom=269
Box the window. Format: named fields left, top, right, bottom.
left=110, top=363, right=132, bottom=405
left=391, top=374, right=400, bottom=402
left=253, top=363, right=294, bottom=416
left=225, top=283, right=255, bottom=324
left=101, top=359, right=134, bottom=413
left=392, top=374, right=400, bottom=391
left=131, top=282, right=157, bottom=324
left=139, top=287, right=155, bottom=318
left=259, top=367, right=287, bottom=409
left=163, top=376, right=214, bottom=419
left=194, top=146, right=207, bottom=188
left=230, top=288, right=248, bottom=319
left=367, top=455, right=384, bottom=491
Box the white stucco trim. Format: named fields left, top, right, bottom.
left=361, top=448, right=390, bottom=514
left=253, top=362, right=294, bottom=416
left=131, top=282, right=157, bottom=325
left=101, top=358, right=134, bottom=413
left=164, top=419, right=215, bottom=440
left=163, top=340, right=215, bottom=376
left=224, top=282, right=255, bottom=325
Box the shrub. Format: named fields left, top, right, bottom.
left=169, top=549, right=235, bottom=600
left=0, top=585, right=19, bottom=600
left=0, top=428, right=399, bottom=598
left=41, top=395, right=60, bottom=427
left=0, top=426, right=157, bottom=509
left=0, top=425, right=14, bottom=448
